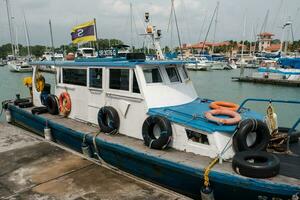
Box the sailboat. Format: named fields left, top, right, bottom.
left=5, top=0, right=32, bottom=72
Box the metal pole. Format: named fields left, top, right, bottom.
left=5, top=0, right=15, bottom=57
left=130, top=3, right=133, bottom=52
left=23, top=10, right=31, bottom=58
left=94, top=18, right=99, bottom=56
left=172, top=0, right=183, bottom=59
left=49, top=20, right=56, bottom=64
left=201, top=3, right=218, bottom=55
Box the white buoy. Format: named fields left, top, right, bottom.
left=44, top=126, right=53, bottom=141
left=201, top=186, right=215, bottom=200
left=5, top=110, right=12, bottom=123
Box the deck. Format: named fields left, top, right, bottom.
left=0, top=123, right=187, bottom=200
left=23, top=108, right=300, bottom=185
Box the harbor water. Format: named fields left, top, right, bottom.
left=0, top=66, right=299, bottom=128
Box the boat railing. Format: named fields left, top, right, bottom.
left=238, top=98, right=300, bottom=134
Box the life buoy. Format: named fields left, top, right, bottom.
left=142, top=116, right=172, bottom=150
left=233, top=119, right=270, bottom=152
left=46, top=94, right=59, bottom=115
left=205, top=109, right=241, bottom=125
left=97, top=106, right=120, bottom=134
left=232, top=151, right=280, bottom=178
left=209, top=101, right=239, bottom=111
left=59, top=92, right=71, bottom=116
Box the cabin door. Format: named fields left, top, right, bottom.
left=87, top=68, right=105, bottom=124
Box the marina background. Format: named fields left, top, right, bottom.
left=1, top=66, right=299, bottom=128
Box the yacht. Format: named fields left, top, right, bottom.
left=8, top=59, right=32, bottom=72
left=186, top=56, right=212, bottom=71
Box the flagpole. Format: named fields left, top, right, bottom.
left=94, top=18, right=99, bottom=57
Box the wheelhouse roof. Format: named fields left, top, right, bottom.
left=30, top=58, right=189, bottom=68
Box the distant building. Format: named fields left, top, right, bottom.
left=181, top=41, right=245, bottom=58
left=257, top=32, right=274, bottom=52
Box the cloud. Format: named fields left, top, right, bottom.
left=0, top=0, right=299, bottom=47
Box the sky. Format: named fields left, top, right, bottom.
left=0, top=0, right=299, bottom=48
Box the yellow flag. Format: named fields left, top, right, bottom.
left=71, top=20, right=96, bottom=44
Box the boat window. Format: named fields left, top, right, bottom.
left=143, top=68, right=162, bottom=83
left=109, top=68, right=129, bottom=91
left=132, top=71, right=140, bottom=93
left=89, top=68, right=102, bottom=88
left=180, top=66, right=189, bottom=80
left=186, top=129, right=209, bottom=145
left=62, top=68, right=87, bottom=86
left=166, top=67, right=181, bottom=83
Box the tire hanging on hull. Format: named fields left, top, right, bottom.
left=97, top=106, right=120, bottom=134
left=142, top=116, right=172, bottom=150
left=233, top=119, right=270, bottom=152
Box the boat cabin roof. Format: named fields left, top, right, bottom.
left=30, top=58, right=189, bottom=68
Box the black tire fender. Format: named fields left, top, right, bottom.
left=232, top=151, right=280, bottom=178
left=97, top=106, right=120, bottom=134
left=46, top=94, right=59, bottom=115
left=31, top=106, right=48, bottom=115
left=233, top=119, right=270, bottom=152
left=142, top=116, right=172, bottom=150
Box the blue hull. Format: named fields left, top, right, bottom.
left=8, top=105, right=300, bottom=199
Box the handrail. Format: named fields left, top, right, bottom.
left=237, top=98, right=300, bottom=134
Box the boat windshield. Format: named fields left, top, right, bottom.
left=83, top=49, right=94, bottom=55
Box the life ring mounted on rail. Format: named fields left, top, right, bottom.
left=59, top=92, right=71, bottom=116
left=205, top=109, right=241, bottom=125
left=209, top=101, right=239, bottom=111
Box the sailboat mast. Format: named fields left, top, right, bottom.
left=5, top=0, right=15, bottom=57
left=211, top=2, right=219, bottom=54
left=23, top=11, right=31, bottom=57
left=130, top=3, right=133, bottom=52
left=241, top=15, right=247, bottom=60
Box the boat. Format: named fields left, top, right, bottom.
left=0, top=59, right=7, bottom=66
left=211, top=61, right=230, bottom=70
left=4, top=51, right=300, bottom=199
left=2, top=13, right=300, bottom=200
left=186, top=56, right=212, bottom=71
left=76, top=47, right=97, bottom=58
left=40, top=51, right=64, bottom=73
left=8, top=59, right=32, bottom=72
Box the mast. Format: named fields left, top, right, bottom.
left=200, top=2, right=218, bottom=55
left=241, top=15, right=247, bottom=60
left=15, top=24, right=19, bottom=56
left=211, top=2, right=219, bottom=54
left=23, top=10, right=31, bottom=57
left=171, top=0, right=183, bottom=59
left=49, top=20, right=55, bottom=64
left=5, top=0, right=15, bottom=57
left=130, top=3, right=133, bottom=52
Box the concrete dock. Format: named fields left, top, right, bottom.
left=0, top=122, right=188, bottom=200
left=232, top=76, right=300, bottom=87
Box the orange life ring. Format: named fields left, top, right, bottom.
left=59, top=92, right=71, bottom=116
left=205, top=109, right=241, bottom=125
left=209, top=101, right=239, bottom=111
